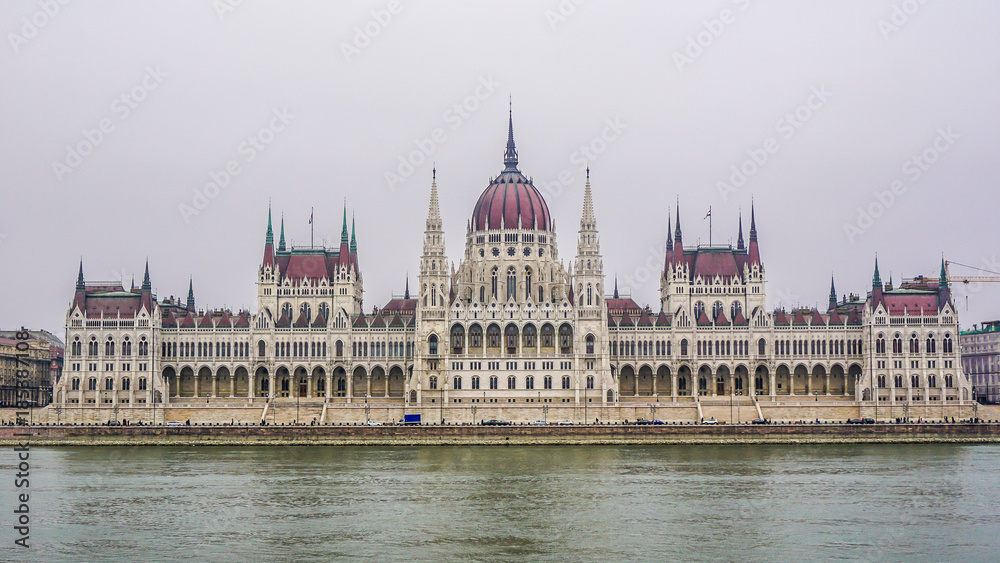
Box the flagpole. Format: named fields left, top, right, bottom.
left=709, top=206, right=712, bottom=246
left=310, top=207, right=314, bottom=248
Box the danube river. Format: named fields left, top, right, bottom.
left=3, top=444, right=999, bottom=562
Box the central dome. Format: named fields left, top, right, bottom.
left=470, top=113, right=551, bottom=232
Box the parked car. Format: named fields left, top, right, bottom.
left=532, top=420, right=549, bottom=425
left=847, top=418, right=864, bottom=424
left=482, top=419, right=512, bottom=426
left=650, top=419, right=665, bottom=425
left=635, top=418, right=652, bottom=425
left=752, top=419, right=768, bottom=425
left=862, top=418, right=875, bottom=424
left=165, top=421, right=184, bottom=426
left=365, top=420, right=383, bottom=426
left=556, top=420, right=574, bottom=425
left=701, top=417, right=719, bottom=425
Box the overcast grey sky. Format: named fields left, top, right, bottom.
left=2, top=0, right=998, bottom=335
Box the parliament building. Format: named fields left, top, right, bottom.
left=52, top=115, right=972, bottom=423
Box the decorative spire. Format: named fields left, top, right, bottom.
left=503, top=100, right=518, bottom=171
left=76, top=259, right=85, bottom=290
left=613, top=275, right=619, bottom=299
left=749, top=201, right=758, bottom=242
left=873, top=255, right=882, bottom=289
left=130, top=275, right=135, bottom=291
left=674, top=202, right=682, bottom=241
left=580, top=166, right=595, bottom=230
left=186, top=277, right=195, bottom=312
left=426, top=167, right=442, bottom=231
left=666, top=209, right=673, bottom=251
left=404, top=275, right=410, bottom=300
left=737, top=211, right=745, bottom=250
left=829, top=275, right=837, bottom=307
left=142, top=259, right=151, bottom=290
left=278, top=213, right=286, bottom=252
left=940, top=257, right=948, bottom=286
left=350, top=213, right=357, bottom=253
left=340, top=203, right=349, bottom=245
left=266, top=204, right=273, bottom=244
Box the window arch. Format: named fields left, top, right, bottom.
left=105, top=337, right=115, bottom=357
left=71, top=337, right=82, bottom=356
left=507, top=375, right=516, bottom=389
left=876, top=334, right=886, bottom=355
left=451, top=324, right=466, bottom=354
left=505, top=324, right=519, bottom=353
left=926, top=334, right=936, bottom=354
left=587, top=284, right=593, bottom=306
left=892, top=334, right=903, bottom=354
left=943, top=334, right=953, bottom=353
left=470, top=324, right=483, bottom=349
left=730, top=301, right=742, bottom=320
left=909, top=334, right=919, bottom=354
left=712, top=301, right=724, bottom=319
left=336, top=340, right=343, bottom=357
left=429, top=376, right=438, bottom=390
left=487, top=324, right=501, bottom=348
left=523, top=324, right=537, bottom=348
left=758, top=338, right=766, bottom=355
left=559, top=324, right=573, bottom=353
left=694, top=301, right=705, bottom=319
left=428, top=334, right=438, bottom=355
left=318, top=302, right=330, bottom=320
left=258, top=340, right=267, bottom=357
left=541, top=324, right=554, bottom=348
left=281, top=302, right=293, bottom=320
left=506, top=267, right=517, bottom=300
left=491, top=267, right=499, bottom=299
left=89, top=337, right=98, bottom=356
left=300, top=302, right=312, bottom=322
left=525, top=267, right=533, bottom=301
left=586, top=334, right=595, bottom=354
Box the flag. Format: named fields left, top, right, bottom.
left=704, top=207, right=711, bottom=219
left=309, top=210, right=313, bottom=224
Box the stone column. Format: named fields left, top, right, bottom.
left=825, top=373, right=831, bottom=395
left=307, top=373, right=313, bottom=398
left=211, top=375, right=218, bottom=398
left=193, top=375, right=200, bottom=398
left=769, top=372, right=776, bottom=399
left=230, top=375, right=235, bottom=398
left=247, top=372, right=254, bottom=401
left=671, top=373, right=678, bottom=402
left=633, top=373, right=638, bottom=397
left=651, top=375, right=657, bottom=397
left=366, top=374, right=372, bottom=399
left=269, top=372, right=276, bottom=400
left=347, top=371, right=353, bottom=404
left=325, top=371, right=332, bottom=402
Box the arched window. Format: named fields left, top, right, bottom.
left=122, top=378, right=131, bottom=391
left=544, top=375, right=552, bottom=389
left=72, top=378, right=80, bottom=391
left=926, top=334, right=936, bottom=354
left=506, top=267, right=517, bottom=301
left=105, top=378, right=114, bottom=391
left=318, top=303, right=330, bottom=320
left=505, top=324, right=518, bottom=353
left=945, top=374, right=953, bottom=387
left=681, top=339, right=688, bottom=356
left=431, top=283, right=437, bottom=306
left=300, top=302, right=312, bottom=322
left=480, top=286, right=486, bottom=303
left=587, top=284, right=593, bottom=306
left=526, top=376, right=534, bottom=390
left=428, top=335, right=438, bottom=355
left=72, top=337, right=81, bottom=356
left=911, top=375, right=919, bottom=388
left=586, top=375, right=594, bottom=389
left=491, top=267, right=498, bottom=299
left=336, top=340, right=343, bottom=357
left=525, top=267, right=533, bottom=301
left=694, top=301, right=705, bottom=319
left=429, top=376, right=438, bottom=390
left=559, top=324, right=573, bottom=353
left=138, top=336, right=148, bottom=356
left=538, top=286, right=544, bottom=303
left=451, top=325, right=465, bottom=354
left=541, top=324, right=554, bottom=348
left=758, top=338, right=766, bottom=355
left=89, top=337, right=98, bottom=356
left=472, top=376, right=480, bottom=390
left=909, top=334, right=919, bottom=354
left=258, top=340, right=266, bottom=357
left=586, top=334, right=595, bottom=354
left=876, top=335, right=886, bottom=355
left=470, top=325, right=483, bottom=348
left=453, top=376, right=462, bottom=390
left=105, top=337, right=115, bottom=357
left=487, top=324, right=501, bottom=348
left=877, top=375, right=886, bottom=388
left=893, top=334, right=903, bottom=354
left=731, top=301, right=742, bottom=320
left=523, top=324, right=537, bottom=348
left=928, top=375, right=937, bottom=388
left=281, top=302, right=293, bottom=320
left=562, top=375, right=571, bottom=389
left=88, top=378, right=97, bottom=391
left=507, top=375, right=516, bottom=389
left=712, top=301, right=724, bottom=319
left=943, top=334, right=953, bottom=353
left=894, top=375, right=902, bottom=388
left=490, top=375, right=498, bottom=390
left=138, top=378, right=147, bottom=390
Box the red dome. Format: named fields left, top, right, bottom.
left=471, top=170, right=551, bottom=231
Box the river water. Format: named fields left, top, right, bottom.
left=2, top=444, right=998, bottom=562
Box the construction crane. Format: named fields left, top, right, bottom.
left=943, top=260, right=1000, bottom=311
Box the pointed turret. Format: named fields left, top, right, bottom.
left=828, top=276, right=837, bottom=313
left=349, top=213, right=359, bottom=274
left=665, top=210, right=674, bottom=274
left=938, top=257, right=950, bottom=310
left=278, top=214, right=286, bottom=252
left=503, top=102, right=518, bottom=172
left=186, top=278, right=196, bottom=312
left=338, top=204, right=350, bottom=269
left=73, top=259, right=87, bottom=311
left=673, top=204, right=684, bottom=266
left=76, top=259, right=85, bottom=291
left=613, top=276, right=620, bottom=299
left=404, top=276, right=410, bottom=300
left=871, top=255, right=883, bottom=307
left=426, top=167, right=442, bottom=232
left=140, top=259, right=153, bottom=311
left=747, top=202, right=761, bottom=266
left=262, top=206, right=275, bottom=270
left=737, top=211, right=745, bottom=251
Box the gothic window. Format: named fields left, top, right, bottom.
left=712, top=301, right=724, bottom=319
left=472, top=376, right=480, bottom=390
left=505, top=324, right=518, bottom=353
left=894, top=375, right=903, bottom=388
left=428, top=335, right=438, bottom=355
left=480, top=286, right=485, bottom=303
left=318, top=303, right=329, bottom=320
left=491, top=267, right=498, bottom=299
left=943, top=334, right=953, bottom=353
left=911, top=375, right=919, bottom=388
left=429, top=376, right=437, bottom=390
left=562, top=375, right=571, bottom=389
left=122, top=378, right=131, bottom=391
left=926, top=334, right=936, bottom=354
left=731, top=301, right=742, bottom=320
left=431, top=284, right=437, bottom=306
left=586, top=375, right=594, bottom=389
left=122, top=337, right=131, bottom=357
left=559, top=324, right=573, bottom=353
left=538, top=286, right=544, bottom=303
left=336, top=340, right=343, bottom=357
left=105, top=378, right=114, bottom=391
left=72, top=337, right=82, bottom=356
left=88, top=378, right=97, bottom=391
left=587, top=284, right=593, bottom=306
left=525, top=267, right=533, bottom=300
left=138, top=336, right=148, bottom=356
left=507, top=267, right=517, bottom=301
left=876, top=335, right=886, bottom=355
left=72, top=378, right=80, bottom=391
left=541, top=324, right=554, bottom=348
left=300, top=302, right=312, bottom=322
left=508, top=375, right=516, bottom=389
left=523, top=324, right=537, bottom=348
left=586, top=334, right=595, bottom=354
left=526, top=375, right=535, bottom=390
left=451, top=325, right=465, bottom=354
left=89, top=337, right=98, bottom=356
left=945, top=375, right=953, bottom=387
left=281, top=302, right=293, bottom=320
left=877, top=375, right=886, bottom=388
left=453, top=376, right=462, bottom=390
left=909, top=334, right=919, bottom=354
left=929, top=375, right=937, bottom=388
left=490, top=376, right=498, bottom=390
left=487, top=324, right=501, bottom=348
left=694, top=301, right=705, bottom=319
left=893, top=334, right=903, bottom=354
left=545, top=375, right=553, bottom=389
left=470, top=324, right=483, bottom=348
left=681, top=339, right=688, bottom=356
left=105, top=337, right=115, bottom=357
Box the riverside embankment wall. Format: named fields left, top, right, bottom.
left=1, top=422, right=998, bottom=446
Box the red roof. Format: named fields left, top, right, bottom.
left=692, top=250, right=741, bottom=282
left=882, top=292, right=939, bottom=316
left=382, top=298, right=417, bottom=313
left=471, top=170, right=550, bottom=231
left=606, top=298, right=641, bottom=313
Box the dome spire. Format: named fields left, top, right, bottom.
left=503, top=98, right=518, bottom=171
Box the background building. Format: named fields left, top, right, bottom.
left=961, top=321, right=1000, bottom=404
